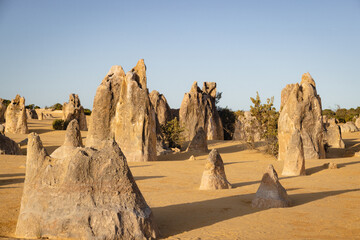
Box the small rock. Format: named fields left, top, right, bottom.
left=189, top=155, right=195, bottom=161
left=323, top=162, right=338, bottom=169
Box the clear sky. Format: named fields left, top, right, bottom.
left=0, top=0, right=359, bottom=111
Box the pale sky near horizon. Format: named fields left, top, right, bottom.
left=0, top=0, right=359, bottom=111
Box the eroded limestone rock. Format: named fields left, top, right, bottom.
left=252, top=165, right=291, bottom=208
left=149, top=90, right=171, bottom=126
left=5, top=95, right=28, bottom=134
left=51, top=119, right=83, bottom=159
left=62, top=94, right=87, bottom=131
left=0, top=134, right=21, bottom=155
left=26, top=109, right=38, bottom=119
left=0, top=98, right=6, bottom=123
left=186, top=127, right=208, bottom=153
left=340, top=122, right=358, bottom=133
left=199, top=149, right=231, bottom=190
left=16, top=133, right=159, bottom=239
left=180, top=82, right=223, bottom=141
left=233, top=111, right=262, bottom=142
left=278, top=73, right=325, bottom=175
left=323, top=117, right=345, bottom=148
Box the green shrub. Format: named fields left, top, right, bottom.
left=161, top=117, right=184, bottom=148
left=51, top=103, right=63, bottom=111
left=25, top=104, right=35, bottom=110
left=248, top=92, right=279, bottom=157
left=218, top=107, right=237, bottom=140
left=84, top=108, right=92, bottom=115
left=52, top=119, right=65, bottom=130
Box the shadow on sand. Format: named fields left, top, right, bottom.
left=0, top=177, right=24, bottom=187
left=306, top=159, right=360, bottom=175
left=134, top=176, right=165, bottom=181
left=153, top=188, right=360, bottom=238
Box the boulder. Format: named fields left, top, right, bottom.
left=0, top=134, right=21, bottom=155
left=278, top=73, right=325, bottom=176
left=233, top=111, right=262, bottom=141
left=180, top=82, right=224, bottom=141
left=16, top=133, right=159, bottom=239
left=0, top=98, right=6, bottom=123
left=51, top=119, right=83, bottom=159
left=87, top=60, right=157, bottom=162
left=149, top=90, right=171, bottom=126
left=26, top=109, right=38, bottom=119
left=199, top=149, right=231, bottom=190
left=323, top=118, right=345, bottom=148
left=5, top=95, right=28, bottom=134
left=0, top=124, right=4, bottom=135
left=186, top=127, right=208, bottom=153
left=340, top=122, right=359, bottom=133
left=62, top=94, right=87, bottom=131
left=252, top=165, right=291, bottom=208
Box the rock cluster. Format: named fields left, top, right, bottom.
left=233, top=111, right=262, bottom=141
left=62, top=94, right=87, bottom=131
left=16, top=133, right=159, bottom=239
left=278, top=73, right=325, bottom=176
left=5, top=95, right=28, bottom=134
left=180, top=82, right=224, bottom=141
left=323, top=117, right=345, bottom=148
left=186, top=127, right=208, bottom=153
left=87, top=60, right=157, bottom=162
left=340, top=122, right=358, bottom=133
left=51, top=119, right=83, bottom=159
left=0, top=134, right=21, bottom=155
left=26, top=109, right=38, bottom=119
left=199, top=149, right=231, bottom=190
left=252, top=165, right=291, bottom=208
left=149, top=90, right=171, bottom=126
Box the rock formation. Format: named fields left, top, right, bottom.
left=186, top=127, right=208, bottom=153
left=180, top=82, right=224, bottom=141
left=278, top=73, right=325, bottom=175
left=5, top=95, right=28, bottom=134
left=62, top=94, right=87, bottom=131
left=233, top=111, right=262, bottom=141
left=252, top=165, right=291, bottom=208
left=340, top=122, right=359, bottom=133
left=0, top=98, right=6, bottom=123
left=26, top=109, right=38, bottom=119
left=323, top=117, right=345, bottom=148
left=355, top=117, right=360, bottom=129
left=199, top=149, right=231, bottom=190
left=51, top=119, right=83, bottom=159
left=0, top=134, right=21, bottom=155
left=149, top=90, right=171, bottom=126
left=16, top=133, right=159, bottom=239
left=87, top=60, right=157, bottom=162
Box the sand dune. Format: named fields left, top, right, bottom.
left=0, top=118, right=359, bottom=239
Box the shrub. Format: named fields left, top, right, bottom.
left=25, top=104, right=35, bottom=110
left=51, top=103, right=63, bottom=111
left=161, top=117, right=184, bottom=148
left=84, top=108, right=92, bottom=115
left=218, top=107, right=237, bottom=140
left=52, top=119, right=65, bottom=130
left=248, top=92, right=279, bottom=157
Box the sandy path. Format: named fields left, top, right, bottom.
left=0, top=119, right=359, bottom=239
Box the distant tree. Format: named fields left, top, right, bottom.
left=25, top=104, right=35, bottom=110
left=51, top=103, right=63, bottom=111
left=218, top=107, right=237, bottom=140
left=84, top=108, right=92, bottom=115
left=2, top=99, right=11, bottom=108
left=215, top=92, right=222, bottom=106
left=161, top=117, right=184, bottom=148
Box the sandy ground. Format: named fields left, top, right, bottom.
left=1, top=116, right=360, bottom=239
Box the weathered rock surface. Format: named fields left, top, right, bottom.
left=86, top=65, right=124, bottom=148
left=16, top=133, right=159, bottom=239
left=252, top=165, right=291, bottom=208
left=199, top=149, right=231, bottom=190
left=186, top=127, right=208, bottom=153
left=340, top=122, right=359, bottom=133
left=323, top=117, right=345, bottom=148
left=278, top=73, right=325, bottom=176
left=0, top=134, right=21, bottom=155
left=0, top=98, right=6, bottom=123
left=26, top=109, right=38, bottom=119
left=149, top=90, right=171, bottom=126
left=180, top=82, right=224, bottom=141
left=51, top=119, right=83, bottom=159
left=355, top=117, right=360, bottom=129
left=323, top=162, right=338, bottom=169
left=5, top=95, right=28, bottom=134
left=87, top=60, right=157, bottom=162
left=233, top=111, right=262, bottom=141
left=62, top=94, right=87, bottom=131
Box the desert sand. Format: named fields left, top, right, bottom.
left=1, top=113, right=360, bottom=239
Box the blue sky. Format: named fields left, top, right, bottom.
left=0, top=0, right=359, bottom=110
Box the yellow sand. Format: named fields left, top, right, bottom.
left=1, top=117, right=359, bottom=239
